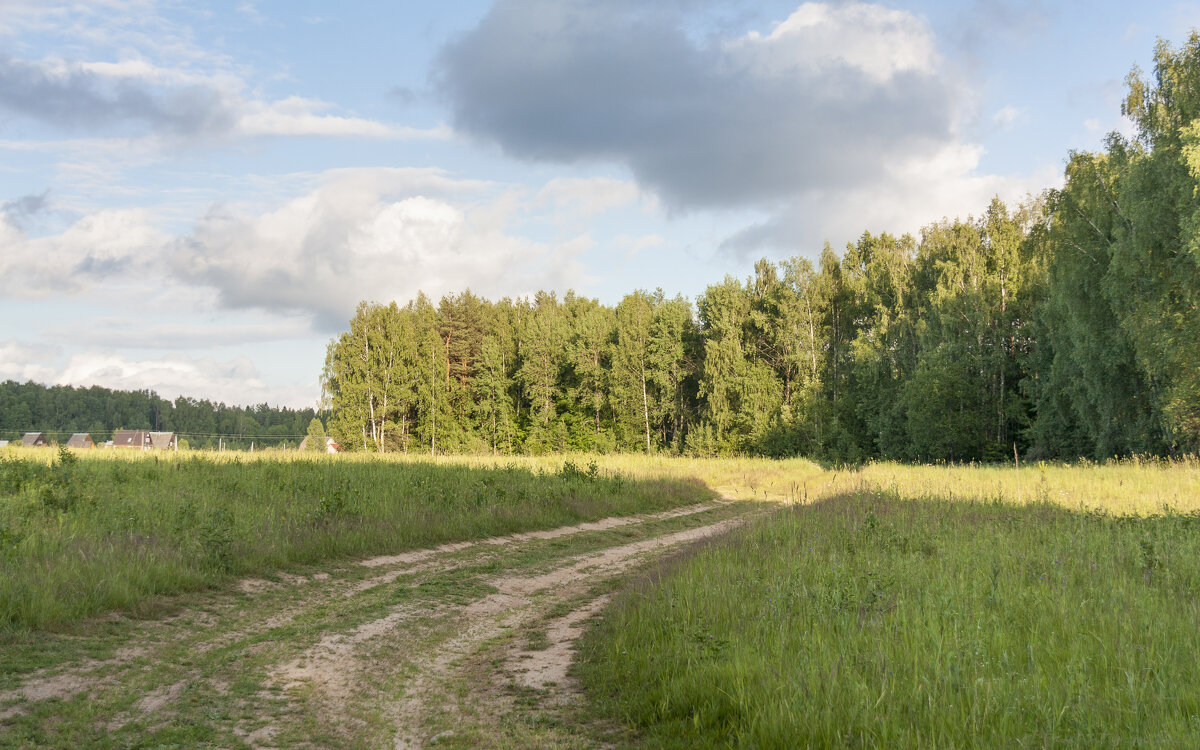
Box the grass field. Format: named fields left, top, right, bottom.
left=578, top=484, right=1200, bottom=748
left=4, top=445, right=1200, bottom=746
left=446, top=451, right=1200, bottom=513
left=3, top=447, right=1195, bottom=633
left=0, top=448, right=711, bottom=632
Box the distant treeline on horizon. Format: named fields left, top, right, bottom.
left=321, top=38, right=1200, bottom=463
left=0, top=380, right=320, bottom=450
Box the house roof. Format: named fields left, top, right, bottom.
left=21, top=432, right=47, bottom=446
left=66, top=433, right=94, bottom=448
left=149, top=432, right=176, bottom=449
left=111, top=430, right=148, bottom=447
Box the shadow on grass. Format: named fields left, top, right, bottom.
left=580, top=490, right=1200, bottom=749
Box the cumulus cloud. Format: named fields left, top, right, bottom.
left=0, top=341, right=61, bottom=383
left=0, top=205, right=165, bottom=295
left=720, top=143, right=1061, bottom=256
left=0, top=168, right=599, bottom=324
left=55, top=351, right=317, bottom=407
left=436, top=0, right=959, bottom=209
left=168, top=168, right=592, bottom=327
left=0, top=338, right=316, bottom=407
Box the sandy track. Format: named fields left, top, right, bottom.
left=387, top=513, right=750, bottom=748
left=0, top=499, right=757, bottom=748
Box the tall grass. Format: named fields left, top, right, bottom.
left=0, top=448, right=710, bottom=631
left=579, top=493, right=1200, bottom=747
left=840, top=456, right=1200, bottom=514
left=404, top=452, right=1200, bottom=512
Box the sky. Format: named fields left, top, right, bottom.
left=1, top=0, right=1197, bottom=409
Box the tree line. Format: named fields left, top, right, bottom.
left=323, top=36, right=1200, bottom=462
left=0, top=380, right=320, bottom=450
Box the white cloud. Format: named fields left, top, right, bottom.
left=0, top=168, right=600, bottom=325
left=170, top=168, right=592, bottom=326
left=235, top=2, right=266, bottom=25
left=612, top=233, right=667, bottom=259
left=722, top=142, right=1061, bottom=256
left=41, top=317, right=313, bottom=350
left=236, top=97, right=451, bottom=139
left=0, top=339, right=316, bottom=407
left=0, top=341, right=61, bottom=383
left=0, top=207, right=165, bottom=295
left=531, top=177, right=643, bottom=224
left=993, top=105, right=1025, bottom=130
left=55, top=351, right=317, bottom=408
left=731, top=2, right=939, bottom=83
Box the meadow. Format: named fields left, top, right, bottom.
left=578, top=461, right=1200, bottom=748
left=0, top=447, right=711, bottom=632
left=4, top=445, right=1199, bottom=746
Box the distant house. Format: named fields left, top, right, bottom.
left=0, top=440, right=9, bottom=448
left=149, top=432, right=178, bottom=451
left=298, top=436, right=341, bottom=454
left=21, top=432, right=49, bottom=447
left=66, top=433, right=95, bottom=449
left=111, top=430, right=178, bottom=451
left=111, top=430, right=150, bottom=449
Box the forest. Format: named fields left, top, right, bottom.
left=0, top=380, right=319, bottom=449
left=322, top=37, right=1200, bottom=462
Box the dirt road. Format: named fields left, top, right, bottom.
left=0, top=500, right=758, bottom=749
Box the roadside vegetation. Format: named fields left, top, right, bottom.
left=0, top=447, right=710, bottom=632
left=5, top=443, right=1195, bottom=634
left=3, top=444, right=1200, bottom=746
left=579, top=491, right=1200, bottom=747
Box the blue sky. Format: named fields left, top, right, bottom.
left=0, top=0, right=1196, bottom=408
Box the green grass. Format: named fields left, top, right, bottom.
left=0, top=498, right=746, bottom=748
left=0, top=449, right=711, bottom=632
left=578, top=493, right=1200, bottom=748
left=394, top=451, right=1200, bottom=512
left=841, top=456, right=1200, bottom=514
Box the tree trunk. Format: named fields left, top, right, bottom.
left=430, top=348, right=437, bottom=456
left=641, top=366, right=651, bottom=454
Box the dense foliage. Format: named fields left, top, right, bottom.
left=323, top=37, right=1200, bottom=461
left=0, top=380, right=319, bottom=449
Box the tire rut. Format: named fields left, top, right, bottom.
left=386, top=513, right=754, bottom=748
left=0, top=499, right=757, bottom=748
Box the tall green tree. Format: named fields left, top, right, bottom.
left=563, top=293, right=615, bottom=450
left=516, top=292, right=567, bottom=453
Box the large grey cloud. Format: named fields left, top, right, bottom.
left=435, top=0, right=961, bottom=210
